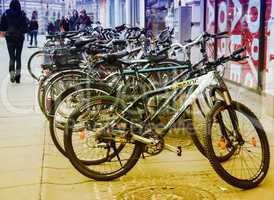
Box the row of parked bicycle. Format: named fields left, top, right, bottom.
left=28, top=25, right=270, bottom=190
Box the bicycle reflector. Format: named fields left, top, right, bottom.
left=251, top=137, right=257, bottom=147
left=79, top=131, right=86, bottom=140
left=218, top=137, right=226, bottom=150
left=46, top=97, right=53, bottom=110
left=43, top=69, right=50, bottom=76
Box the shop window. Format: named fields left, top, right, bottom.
left=145, top=0, right=174, bottom=37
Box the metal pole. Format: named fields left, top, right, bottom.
left=257, top=0, right=267, bottom=93
left=214, top=0, right=218, bottom=59
left=202, top=0, right=206, bottom=32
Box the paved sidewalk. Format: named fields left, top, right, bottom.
left=0, top=37, right=273, bottom=200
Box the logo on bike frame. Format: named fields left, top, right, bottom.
left=171, top=78, right=198, bottom=90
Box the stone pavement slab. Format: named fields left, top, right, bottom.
left=0, top=185, right=40, bottom=200
left=0, top=37, right=45, bottom=200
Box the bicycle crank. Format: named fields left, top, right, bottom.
left=164, top=144, right=182, bottom=156
left=142, top=131, right=165, bottom=156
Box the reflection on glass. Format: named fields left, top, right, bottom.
left=145, top=0, right=174, bottom=37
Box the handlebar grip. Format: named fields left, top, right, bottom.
left=216, top=31, right=228, bottom=36
left=232, top=55, right=249, bottom=62
left=174, top=46, right=181, bottom=51
left=231, top=56, right=243, bottom=62
left=214, top=31, right=229, bottom=39
left=184, top=39, right=192, bottom=43
left=232, top=47, right=246, bottom=56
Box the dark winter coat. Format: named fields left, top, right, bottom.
left=69, top=15, right=78, bottom=31
left=0, top=1, right=28, bottom=41
left=55, top=19, right=61, bottom=32
left=29, top=20, right=39, bottom=31
left=60, top=19, right=70, bottom=32
left=47, top=22, right=56, bottom=35
left=75, top=15, right=91, bottom=31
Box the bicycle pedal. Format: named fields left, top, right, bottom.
left=177, top=146, right=182, bottom=157
left=164, top=144, right=182, bottom=157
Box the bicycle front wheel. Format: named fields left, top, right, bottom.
left=205, top=101, right=270, bottom=189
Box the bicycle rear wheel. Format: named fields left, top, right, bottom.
left=205, top=101, right=270, bottom=189
left=49, top=82, right=112, bottom=157
left=42, top=70, right=91, bottom=116
left=64, top=95, right=143, bottom=181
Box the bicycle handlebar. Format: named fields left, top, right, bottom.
left=189, top=47, right=247, bottom=77
left=208, top=47, right=246, bottom=67
left=231, top=46, right=246, bottom=56
left=204, top=31, right=228, bottom=39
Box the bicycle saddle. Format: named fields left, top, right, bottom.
left=74, top=38, right=97, bottom=48
left=98, top=50, right=129, bottom=62
left=112, top=39, right=127, bottom=46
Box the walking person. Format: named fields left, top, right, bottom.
left=0, top=0, right=28, bottom=83
left=55, top=16, right=61, bottom=32
left=60, top=16, right=70, bottom=32
left=69, top=10, right=78, bottom=31
left=29, top=13, right=38, bottom=47
left=47, top=21, right=56, bottom=35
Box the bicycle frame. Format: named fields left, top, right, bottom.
left=103, top=62, right=191, bottom=96
left=99, top=70, right=219, bottom=145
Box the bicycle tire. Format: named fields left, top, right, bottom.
left=42, top=70, right=92, bottom=117
left=37, top=78, right=47, bottom=113
left=28, top=50, right=46, bottom=81
left=189, top=87, right=234, bottom=160
left=204, top=101, right=270, bottom=189
left=48, top=82, right=112, bottom=157
left=64, top=95, right=143, bottom=181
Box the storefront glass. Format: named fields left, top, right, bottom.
left=145, top=0, right=174, bottom=37
left=205, top=0, right=266, bottom=90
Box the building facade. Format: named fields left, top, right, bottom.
left=97, top=0, right=144, bottom=28
left=97, top=0, right=199, bottom=34
left=65, top=0, right=77, bottom=16
left=76, top=0, right=99, bottom=22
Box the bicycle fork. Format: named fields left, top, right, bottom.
left=212, top=86, right=245, bottom=146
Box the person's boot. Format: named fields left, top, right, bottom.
left=10, top=71, right=15, bottom=83
left=15, top=74, right=21, bottom=84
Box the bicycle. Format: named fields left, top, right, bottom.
left=63, top=47, right=270, bottom=189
